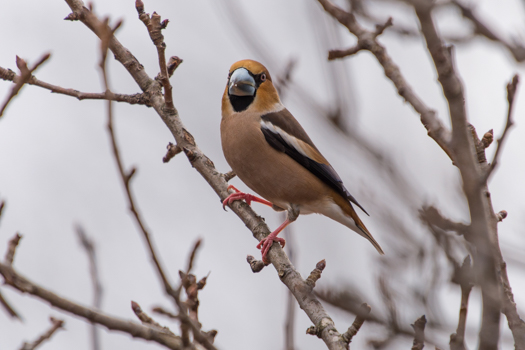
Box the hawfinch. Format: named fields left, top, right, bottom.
left=221, top=59, right=384, bottom=263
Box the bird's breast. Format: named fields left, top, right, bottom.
left=220, top=112, right=331, bottom=209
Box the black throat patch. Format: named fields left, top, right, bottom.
left=229, top=94, right=255, bottom=112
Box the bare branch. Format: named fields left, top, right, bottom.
left=450, top=256, right=473, bottom=350
left=0, top=200, right=5, bottom=223
left=152, top=306, right=178, bottom=320
left=75, top=225, right=103, bottom=350
left=316, top=0, right=454, bottom=162
left=341, top=303, right=371, bottom=344
left=500, top=257, right=525, bottom=349
left=0, top=53, right=50, bottom=118
left=135, top=1, right=174, bottom=112
left=0, top=66, right=150, bottom=105
left=131, top=301, right=175, bottom=335
left=0, top=262, right=183, bottom=349
left=487, top=74, right=519, bottom=178
left=162, top=142, right=182, bottom=163
left=496, top=210, right=508, bottom=222
left=419, top=205, right=469, bottom=236
left=19, top=317, right=64, bottom=350
left=328, top=45, right=363, bottom=60
left=480, top=130, right=494, bottom=149
left=305, top=259, right=326, bottom=288
left=452, top=1, right=525, bottom=63
left=283, top=222, right=296, bottom=350
left=246, top=255, right=266, bottom=273
left=167, top=56, right=183, bottom=78
left=185, top=238, right=202, bottom=274
left=222, top=170, right=236, bottom=182
left=0, top=289, right=21, bottom=320
left=102, top=38, right=174, bottom=302
left=4, top=233, right=22, bottom=265
left=411, top=315, right=426, bottom=350
left=469, top=124, right=491, bottom=165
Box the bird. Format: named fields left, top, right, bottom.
left=220, top=59, right=384, bottom=264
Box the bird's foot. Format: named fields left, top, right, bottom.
left=257, top=235, right=286, bottom=264
left=222, top=185, right=273, bottom=210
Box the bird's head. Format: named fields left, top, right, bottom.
left=222, top=60, right=282, bottom=115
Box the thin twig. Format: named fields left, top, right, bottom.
left=19, top=317, right=64, bottom=350
left=152, top=306, right=179, bottom=320
left=411, top=315, right=427, bottom=350
left=487, top=74, right=519, bottom=178
left=452, top=1, right=525, bottom=63
left=341, top=303, right=371, bottom=344
left=0, top=289, right=21, bottom=320
left=99, top=16, right=175, bottom=300
left=185, top=238, right=202, bottom=274
left=135, top=0, right=174, bottom=112
left=131, top=301, right=175, bottom=335
left=0, top=200, right=5, bottom=222
left=0, top=66, right=150, bottom=106
left=222, top=170, right=236, bottom=182
left=75, top=225, right=103, bottom=350
left=0, top=53, right=50, bottom=118
left=4, top=233, right=22, bottom=265
left=163, top=142, right=182, bottom=163
left=450, top=256, right=473, bottom=350
left=305, top=260, right=327, bottom=288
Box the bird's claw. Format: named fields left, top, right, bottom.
left=257, top=236, right=286, bottom=264
left=222, top=185, right=272, bottom=210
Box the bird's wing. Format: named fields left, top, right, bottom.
left=260, top=109, right=369, bottom=215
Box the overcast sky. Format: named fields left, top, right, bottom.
left=1, top=0, right=525, bottom=349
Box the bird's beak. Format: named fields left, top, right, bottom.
left=229, top=68, right=256, bottom=96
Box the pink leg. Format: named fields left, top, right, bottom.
left=256, top=219, right=291, bottom=264
left=222, top=185, right=273, bottom=210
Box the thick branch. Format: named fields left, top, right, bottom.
left=413, top=4, right=501, bottom=349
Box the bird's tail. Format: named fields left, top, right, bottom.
left=323, top=194, right=385, bottom=255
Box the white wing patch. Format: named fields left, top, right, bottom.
left=260, top=119, right=310, bottom=158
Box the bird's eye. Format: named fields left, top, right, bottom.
left=260, top=73, right=267, bottom=82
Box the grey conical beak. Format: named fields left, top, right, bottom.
left=229, top=68, right=256, bottom=96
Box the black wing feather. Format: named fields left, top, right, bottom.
left=260, top=121, right=369, bottom=216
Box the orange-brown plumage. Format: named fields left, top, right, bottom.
left=221, top=59, right=384, bottom=262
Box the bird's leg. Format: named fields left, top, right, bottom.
left=222, top=184, right=273, bottom=210
left=257, top=205, right=299, bottom=264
